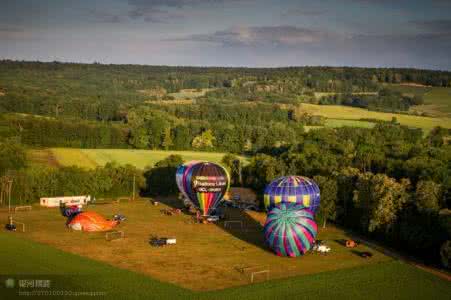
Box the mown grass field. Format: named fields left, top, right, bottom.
left=33, top=148, right=238, bottom=169
left=299, top=103, right=451, bottom=132
left=1, top=200, right=450, bottom=299
left=0, top=199, right=392, bottom=291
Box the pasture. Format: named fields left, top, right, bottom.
left=299, top=103, right=451, bottom=132
left=387, top=85, right=451, bottom=117
left=31, top=148, right=238, bottom=169
left=1, top=199, right=450, bottom=299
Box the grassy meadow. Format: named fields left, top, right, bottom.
left=167, top=88, right=216, bottom=100
left=386, top=84, right=451, bottom=117
left=299, top=103, right=451, bottom=132
left=1, top=199, right=450, bottom=299
left=29, top=148, right=242, bottom=169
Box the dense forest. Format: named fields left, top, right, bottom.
left=1, top=60, right=451, bottom=123
left=0, top=60, right=450, bottom=268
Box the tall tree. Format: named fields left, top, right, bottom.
left=313, top=175, right=337, bottom=228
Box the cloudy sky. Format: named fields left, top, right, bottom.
left=1, top=0, right=451, bottom=69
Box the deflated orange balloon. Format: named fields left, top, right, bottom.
left=67, top=211, right=118, bottom=232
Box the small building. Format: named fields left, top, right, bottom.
left=224, top=187, right=258, bottom=205
left=40, top=195, right=91, bottom=208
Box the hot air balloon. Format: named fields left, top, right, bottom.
left=176, top=161, right=230, bottom=216
left=263, top=203, right=317, bottom=257
left=176, top=161, right=201, bottom=207
left=67, top=211, right=119, bottom=232
left=264, top=176, right=320, bottom=213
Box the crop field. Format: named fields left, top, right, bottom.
left=33, top=149, right=238, bottom=169
left=299, top=103, right=451, bottom=132
left=1, top=199, right=450, bottom=299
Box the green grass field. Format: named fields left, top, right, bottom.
left=0, top=200, right=393, bottom=291
left=167, top=88, right=216, bottom=100
left=1, top=231, right=450, bottom=299
left=46, top=148, right=239, bottom=169
left=325, top=119, right=376, bottom=129
left=387, top=85, right=451, bottom=117
left=299, top=103, right=451, bottom=132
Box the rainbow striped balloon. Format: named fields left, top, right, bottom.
left=264, top=176, right=320, bottom=213
left=176, top=161, right=230, bottom=216
left=264, top=203, right=317, bottom=257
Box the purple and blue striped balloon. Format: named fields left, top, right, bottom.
left=264, top=176, right=320, bottom=213
left=263, top=203, right=317, bottom=257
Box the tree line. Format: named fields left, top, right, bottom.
left=1, top=61, right=450, bottom=121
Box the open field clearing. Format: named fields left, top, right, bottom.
left=299, top=103, right=451, bottom=132
left=324, top=119, right=376, bottom=129
left=144, top=99, right=195, bottom=105
left=1, top=199, right=450, bottom=298
left=314, top=92, right=378, bottom=99
left=0, top=199, right=391, bottom=291
left=167, top=88, right=216, bottom=100
left=411, top=87, right=451, bottom=117
left=40, top=149, right=237, bottom=169
left=387, top=85, right=451, bottom=117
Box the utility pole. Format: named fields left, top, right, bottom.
left=8, top=179, right=12, bottom=214
left=132, top=174, right=136, bottom=201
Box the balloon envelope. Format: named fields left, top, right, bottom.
left=67, top=211, right=118, bottom=232
left=264, top=176, right=320, bottom=213
left=176, top=160, right=201, bottom=206
left=264, top=203, right=317, bottom=257
left=176, top=161, right=230, bottom=216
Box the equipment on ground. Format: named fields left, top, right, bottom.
left=113, top=214, right=126, bottom=222
left=149, top=236, right=176, bottom=247
left=263, top=203, right=318, bottom=257
left=346, top=240, right=357, bottom=248
left=5, top=216, right=16, bottom=231
left=264, top=176, right=320, bottom=213
left=60, top=204, right=82, bottom=218
left=313, top=243, right=331, bottom=254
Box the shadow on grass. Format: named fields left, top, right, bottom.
left=153, top=195, right=271, bottom=252
left=152, top=196, right=194, bottom=217
left=351, top=249, right=374, bottom=258
left=216, top=207, right=271, bottom=253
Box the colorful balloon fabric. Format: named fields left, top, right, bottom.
left=264, top=176, right=320, bottom=213
left=67, top=211, right=119, bottom=232
left=263, top=203, right=317, bottom=257
left=176, top=161, right=230, bottom=216
left=176, top=160, right=201, bottom=206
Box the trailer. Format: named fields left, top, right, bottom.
left=40, top=195, right=91, bottom=208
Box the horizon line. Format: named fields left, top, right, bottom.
left=1, top=58, right=450, bottom=73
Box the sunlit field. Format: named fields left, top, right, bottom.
left=299, top=103, right=451, bottom=132
left=1, top=199, right=450, bottom=299
left=31, top=148, right=244, bottom=169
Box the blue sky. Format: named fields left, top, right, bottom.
left=1, top=0, right=450, bottom=69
